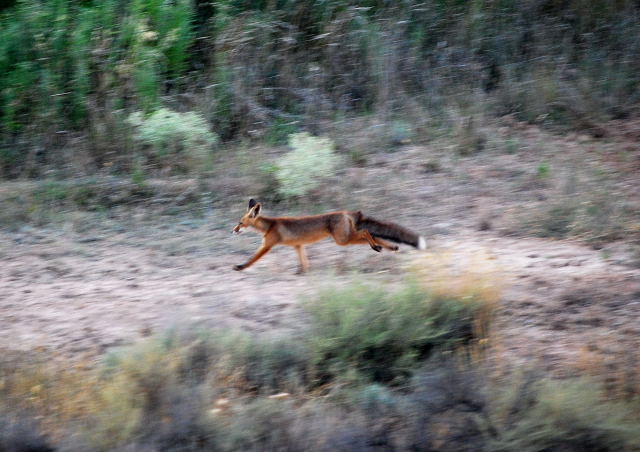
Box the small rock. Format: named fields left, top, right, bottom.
left=77, top=236, right=103, bottom=243
left=268, top=392, right=290, bottom=400
left=478, top=219, right=492, bottom=231
left=215, top=398, right=230, bottom=407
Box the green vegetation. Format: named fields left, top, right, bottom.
left=2, top=0, right=640, bottom=177
left=536, top=161, right=550, bottom=178
left=128, top=108, right=218, bottom=173
left=487, top=376, right=640, bottom=451
left=308, top=282, right=484, bottom=384
left=274, top=132, right=339, bottom=198
left=1, top=280, right=638, bottom=450
left=1, top=3, right=638, bottom=449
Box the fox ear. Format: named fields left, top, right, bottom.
left=250, top=203, right=261, bottom=217
left=248, top=198, right=257, bottom=210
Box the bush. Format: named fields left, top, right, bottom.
left=388, top=119, right=414, bottom=146
left=3, top=0, right=640, bottom=176
left=307, top=282, right=485, bottom=385
left=128, top=108, right=218, bottom=173
left=78, top=335, right=221, bottom=450
left=213, top=331, right=311, bottom=393
left=5, top=271, right=638, bottom=451
left=2, top=322, right=640, bottom=450
left=275, top=132, right=340, bottom=198
left=487, top=376, right=640, bottom=451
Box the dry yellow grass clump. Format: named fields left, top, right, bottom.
left=411, top=247, right=503, bottom=343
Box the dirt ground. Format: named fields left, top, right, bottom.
left=2, top=224, right=639, bottom=371
left=1, top=125, right=639, bottom=375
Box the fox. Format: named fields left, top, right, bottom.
left=232, top=199, right=426, bottom=273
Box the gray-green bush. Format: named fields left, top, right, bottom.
left=128, top=108, right=218, bottom=173
left=487, top=376, right=640, bottom=451
left=3, top=335, right=639, bottom=451
left=275, top=132, right=339, bottom=198
left=307, top=281, right=485, bottom=385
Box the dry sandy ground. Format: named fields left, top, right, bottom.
left=1, top=222, right=639, bottom=375
left=1, top=125, right=639, bottom=374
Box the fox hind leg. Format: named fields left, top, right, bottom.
left=330, top=217, right=386, bottom=252
left=336, top=229, right=383, bottom=252
left=344, top=231, right=398, bottom=252
left=357, top=229, right=384, bottom=252
left=370, top=236, right=399, bottom=251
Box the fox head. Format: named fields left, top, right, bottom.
left=232, top=198, right=262, bottom=234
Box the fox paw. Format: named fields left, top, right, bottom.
left=371, top=245, right=382, bottom=252
left=390, top=245, right=399, bottom=251
left=233, top=264, right=245, bottom=271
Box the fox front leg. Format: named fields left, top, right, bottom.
left=294, top=245, right=309, bottom=274
left=233, top=233, right=279, bottom=271
left=233, top=244, right=273, bottom=271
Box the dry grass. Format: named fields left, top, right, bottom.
left=573, top=345, right=640, bottom=401
left=411, top=247, right=503, bottom=343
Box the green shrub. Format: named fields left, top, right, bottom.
left=275, top=132, right=340, bottom=198
left=4, top=312, right=640, bottom=450
left=81, top=335, right=220, bottom=450
left=213, top=332, right=311, bottom=393
left=488, top=376, right=640, bottom=451
left=265, top=118, right=300, bottom=145
left=128, top=108, right=218, bottom=172
left=307, top=282, right=482, bottom=385
left=388, top=120, right=414, bottom=146
left=536, top=162, right=550, bottom=178
left=210, top=60, right=235, bottom=139
left=4, top=0, right=640, bottom=175
left=0, top=0, right=196, bottom=165
left=220, top=399, right=300, bottom=451
left=33, top=180, right=71, bottom=205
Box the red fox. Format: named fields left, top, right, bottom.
left=232, top=199, right=426, bottom=273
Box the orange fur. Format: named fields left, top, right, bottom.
left=232, top=199, right=426, bottom=273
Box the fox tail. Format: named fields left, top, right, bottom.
left=357, top=214, right=426, bottom=250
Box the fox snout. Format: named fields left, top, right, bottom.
left=232, top=223, right=243, bottom=235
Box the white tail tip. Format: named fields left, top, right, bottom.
left=418, top=236, right=427, bottom=250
